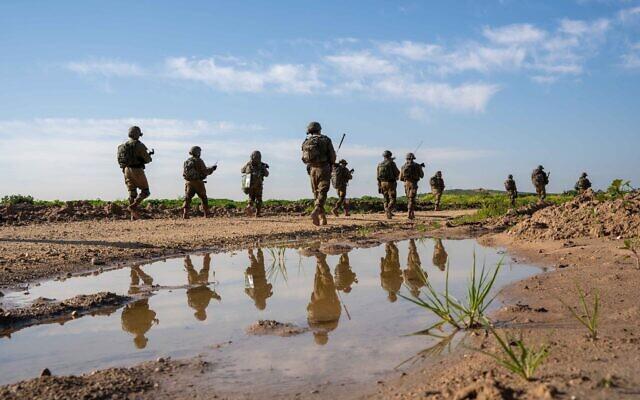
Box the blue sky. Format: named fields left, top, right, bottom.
left=1, top=0, right=639, bottom=200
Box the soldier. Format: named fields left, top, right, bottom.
left=301, top=122, right=336, bottom=226
left=432, top=238, right=448, bottom=272
left=182, top=146, right=217, bottom=219
left=244, top=248, right=273, bottom=310
left=429, top=171, right=445, bottom=211
left=399, top=153, right=425, bottom=220
left=307, top=253, right=341, bottom=345
left=122, top=265, right=157, bottom=349
left=334, top=252, right=357, bottom=293
left=403, top=239, right=426, bottom=297
left=117, top=126, right=153, bottom=220
left=184, top=254, right=220, bottom=321
left=241, top=151, right=269, bottom=217
left=377, top=150, right=400, bottom=219
left=380, top=242, right=403, bottom=302
left=531, top=165, right=550, bottom=200
left=331, top=159, right=354, bottom=217
left=504, top=174, right=518, bottom=207
left=575, top=172, right=592, bottom=194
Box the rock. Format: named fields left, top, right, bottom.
left=90, top=257, right=105, bottom=266
left=71, top=311, right=79, bottom=318
left=40, top=368, right=51, bottom=377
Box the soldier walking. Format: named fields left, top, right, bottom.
left=331, top=159, right=353, bottom=217
left=377, top=150, right=400, bottom=219
left=430, top=171, right=445, bottom=211
left=531, top=165, right=550, bottom=200
left=504, top=174, right=518, bottom=207
left=575, top=172, right=592, bottom=194
left=301, top=121, right=336, bottom=226
left=182, top=146, right=217, bottom=219
left=241, top=151, right=269, bottom=217
left=399, top=153, right=425, bottom=220
left=117, top=126, right=153, bottom=221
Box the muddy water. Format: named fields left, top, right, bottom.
left=0, top=238, right=538, bottom=390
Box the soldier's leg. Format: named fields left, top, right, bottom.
left=541, top=187, right=547, bottom=200
left=332, top=188, right=344, bottom=216
left=388, top=182, right=397, bottom=214
left=254, top=186, right=263, bottom=217
left=194, top=182, right=210, bottom=218
left=309, top=167, right=322, bottom=226
left=183, top=182, right=196, bottom=219
left=318, top=166, right=331, bottom=225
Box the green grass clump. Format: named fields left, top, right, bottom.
left=560, top=285, right=600, bottom=340
left=480, top=326, right=549, bottom=381
left=400, top=255, right=502, bottom=331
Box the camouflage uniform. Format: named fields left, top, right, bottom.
left=245, top=249, right=273, bottom=310
left=331, top=160, right=353, bottom=217
left=430, top=171, right=445, bottom=211
left=119, top=126, right=152, bottom=220
left=432, top=238, right=448, bottom=272
left=307, top=253, right=341, bottom=345
left=182, top=146, right=217, bottom=219
left=241, top=151, right=270, bottom=217
left=504, top=175, right=518, bottom=207
left=377, top=151, right=400, bottom=219
left=575, top=173, right=592, bottom=194
left=400, top=153, right=425, bottom=220
left=334, top=253, right=357, bottom=293
left=301, top=122, right=336, bottom=226
left=184, top=254, right=220, bottom=321
left=380, top=242, right=403, bottom=302
left=531, top=166, right=549, bottom=200
left=403, top=239, right=426, bottom=297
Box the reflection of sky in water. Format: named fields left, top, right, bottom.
left=0, top=238, right=538, bottom=388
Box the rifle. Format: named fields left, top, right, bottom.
left=337, top=133, right=346, bottom=152
left=413, top=140, right=423, bottom=154
left=149, top=148, right=155, bottom=156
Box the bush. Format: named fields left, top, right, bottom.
left=1, top=194, right=35, bottom=205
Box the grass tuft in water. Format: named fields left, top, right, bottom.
left=560, top=284, right=600, bottom=340
left=479, top=326, right=549, bottom=381
left=400, top=255, right=502, bottom=331
left=266, top=247, right=288, bottom=284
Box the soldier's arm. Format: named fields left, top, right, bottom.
left=262, top=163, right=269, bottom=177
left=419, top=166, right=424, bottom=179
left=136, top=142, right=152, bottom=164
left=241, top=162, right=250, bottom=174
left=327, top=139, right=336, bottom=165
left=393, top=163, right=400, bottom=179
left=194, top=159, right=209, bottom=177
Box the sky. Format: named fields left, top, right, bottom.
left=1, top=0, right=639, bottom=201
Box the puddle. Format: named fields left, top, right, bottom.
left=0, top=238, right=539, bottom=389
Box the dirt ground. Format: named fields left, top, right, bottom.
left=2, top=206, right=640, bottom=399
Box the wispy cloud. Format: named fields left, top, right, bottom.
left=483, top=23, right=546, bottom=45
left=621, top=42, right=640, bottom=69
left=325, top=51, right=397, bottom=76
left=65, top=60, right=145, bottom=77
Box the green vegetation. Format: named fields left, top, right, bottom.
left=400, top=256, right=502, bottom=331
left=480, top=326, right=549, bottom=381
left=606, top=179, right=633, bottom=199
left=560, top=285, right=600, bottom=340
left=1, top=194, right=34, bottom=205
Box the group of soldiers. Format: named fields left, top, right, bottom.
left=120, top=238, right=449, bottom=348
left=118, top=122, right=594, bottom=223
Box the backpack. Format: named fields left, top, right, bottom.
left=378, top=161, right=396, bottom=181
left=183, top=158, right=201, bottom=181
left=117, top=141, right=137, bottom=169
left=532, top=171, right=547, bottom=186
left=331, top=165, right=349, bottom=189
left=505, top=179, right=516, bottom=191
left=302, top=135, right=325, bottom=164
left=402, top=163, right=421, bottom=182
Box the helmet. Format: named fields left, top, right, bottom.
left=537, top=165, right=544, bottom=170
left=382, top=150, right=393, bottom=159
left=581, top=172, right=587, bottom=177
left=406, top=152, right=416, bottom=160
left=338, top=159, right=347, bottom=165
left=189, top=146, right=202, bottom=156
left=508, top=174, right=513, bottom=179
left=307, top=121, right=321, bottom=133
left=436, top=171, right=442, bottom=177
left=251, top=150, right=262, bottom=162
left=128, top=126, right=142, bottom=139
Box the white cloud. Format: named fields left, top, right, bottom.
left=379, top=41, right=442, bottom=61
left=558, top=18, right=610, bottom=37
left=618, top=6, right=640, bottom=23
left=325, top=51, right=397, bottom=76
left=621, top=42, right=640, bottom=69
left=530, top=75, right=558, bottom=84
left=483, top=24, right=546, bottom=45
left=66, top=60, right=144, bottom=77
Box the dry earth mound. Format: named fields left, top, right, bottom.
left=509, top=189, right=640, bottom=240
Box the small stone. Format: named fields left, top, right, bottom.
left=156, top=357, right=165, bottom=363
left=71, top=311, right=78, bottom=318
left=91, top=257, right=105, bottom=266
left=40, top=368, right=51, bottom=377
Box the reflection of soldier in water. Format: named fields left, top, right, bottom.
left=432, top=239, right=448, bottom=272
left=122, top=266, right=157, bottom=349
left=307, top=253, right=341, bottom=345
left=380, top=242, right=403, bottom=302
left=334, top=253, right=357, bottom=293
left=403, top=239, right=427, bottom=297
left=244, top=249, right=273, bottom=310
left=184, top=254, right=220, bottom=321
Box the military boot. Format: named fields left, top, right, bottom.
left=320, top=211, right=328, bottom=226
left=128, top=205, right=141, bottom=221
left=408, top=210, right=415, bottom=220
left=331, top=206, right=339, bottom=217
left=182, top=207, right=190, bottom=219
left=344, top=204, right=350, bottom=217
left=202, top=204, right=211, bottom=218
left=255, top=205, right=261, bottom=218
left=310, top=207, right=321, bottom=226
left=385, top=207, right=393, bottom=220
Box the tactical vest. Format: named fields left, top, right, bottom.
left=117, top=141, right=138, bottom=169
left=302, top=135, right=327, bottom=164
left=183, top=158, right=202, bottom=181
left=505, top=180, right=516, bottom=191
left=378, top=161, right=397, bottom=181
left=332, top=166, right=350, bottom=189
left=402, top=163, right=422, bottom=182
left=532, top=171, right=548, bottom=186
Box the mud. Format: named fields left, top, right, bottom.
left=246, top=320, right=309, bottom=337
left=1, top=292, right=131, bottom=336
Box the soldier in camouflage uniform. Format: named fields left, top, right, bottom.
left=380, top=242, right=403, bottom=302
left=184, top=254, right=220, bottom=321
left=122, top=265, right=157, bottom=349
left=118, top=126, right=153, bottom=221
left=241, top=151, right=270, bottom=217
left=307, top=253, right=341, bottom=345
left=399, top=153, right=425, bottom=220
left=377, top=150, right=400, bottom=219
left=429, top=171, right=445, bottom=211
left=245, top=248, right=273, bottom=310
left=575, top=172, right=592, bottom=194
left=334, top=252, right=357, bottom=293
left=301, top=122, right=336, bottom=226
left=531, top=165, right=549, bottom=200
left=182, top=146, right=217, bottom=219
left=403, top=239, right=426, bottom=297
left=331, top=159, right=353, bottom=217
left=504, top=174, right=518, bottom=207
left=432, top=238, right=448, bottom=271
